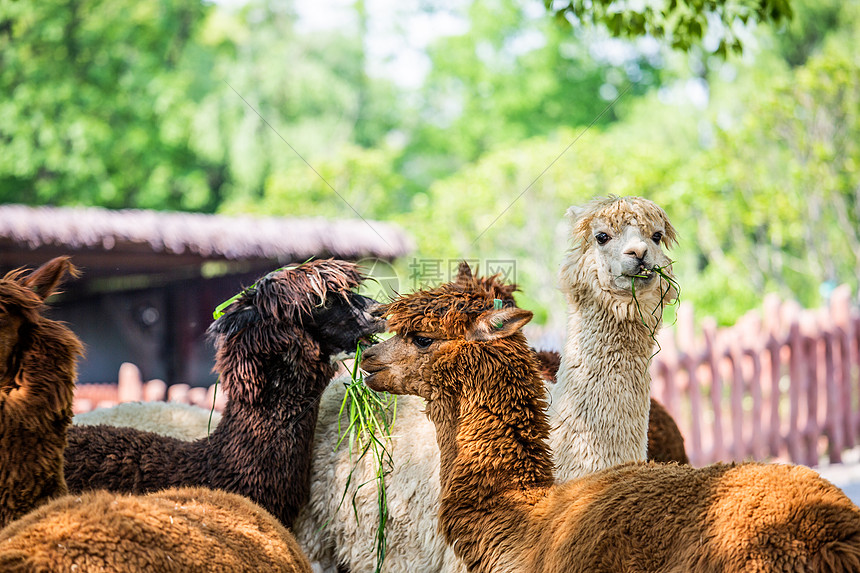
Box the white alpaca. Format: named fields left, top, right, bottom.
left=74, top=401, right=221, bottom=441
left=551, top=195, right=678, bottom=480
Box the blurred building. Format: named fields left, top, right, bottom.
left=0, top=204, right=412, bottom=386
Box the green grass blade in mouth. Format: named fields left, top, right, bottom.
left=630, top=263, right=682, bottom=366
left=333, top=342, right=397, bottom=573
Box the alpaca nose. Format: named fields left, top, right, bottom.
left=624, top=241, right=648, bottom=261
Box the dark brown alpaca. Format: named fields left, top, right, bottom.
left=0, top=257, right=83, bottom=529
left=64, top=259, right=383, bottom=528
left=362, top=269, right=860, bottom=573
left=534, top=348, right=689, bottom=464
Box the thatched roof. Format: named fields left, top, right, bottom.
left=0, top=204, right=413, bottom=279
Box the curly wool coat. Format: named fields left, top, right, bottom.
left=0, top=486, right=312, bottom=572
left=363, top=273, right=860, bottom=573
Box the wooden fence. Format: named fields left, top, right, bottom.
left=73, top=362, right=227, bottom=415
left=651, top=285, right=860, bottom=467
left=75, top=286, right=860, bottom=468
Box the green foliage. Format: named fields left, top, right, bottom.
left=188, top=0, right=405, bottom=203
left=547, top=0, right=793, bottom=55
left=4, top=0, right=859, bottom=332
left=0, top=0, right=216, bottom=210
left=226, top=144, right=407, bottom=220
left=400, top=0, right=657, bottom=193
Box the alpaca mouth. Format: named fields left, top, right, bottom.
left=362, top=370, right=386, bottom=392
left=625, top=267, right=656, bottom=283
left=358, top=333, right=382, bottom=350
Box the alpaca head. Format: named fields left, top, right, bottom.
left=560, top=195, right=678, bottom=320
left=0, top=257, right=80, bottom=393
left=361, top=262, right=534, bottom=401
left=207, top=259, right=384, bottom=404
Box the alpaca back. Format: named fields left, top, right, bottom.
left=525, top=462, right=860, bottom=573
left=74, top=401, right=221, bottom=442
left=0, top=486, right=312, bottom=572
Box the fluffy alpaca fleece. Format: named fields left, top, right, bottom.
left=0, top=486, right=312, bottom=572
left=362, top=275, right=860, bottom=573
left=0, top=257, right=83, bottom=529
left=552, top=195, right=680, bottom=480
left=537, top=348, right=688, bottom=465
left=74, top=401, right=222, bottom=442
left=63, top=260, right=383, bottom=528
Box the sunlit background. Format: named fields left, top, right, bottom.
left=1, top=0, right=856, bottom=383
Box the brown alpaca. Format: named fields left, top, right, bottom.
left=0, top=486, right=312, bottom=572
left=535, top=349, right=689, bottom=464
left=0, top=258, right=316, bottom=571
left=63, top=259, right=383, bottom=528
left=0, top=257, right=83, bottom=529
left=362, top=271, right=860, bottom=573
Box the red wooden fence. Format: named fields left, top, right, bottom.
left=650, top=285, right=860, bottom=467
left=75, top=286, right=860, bottom=468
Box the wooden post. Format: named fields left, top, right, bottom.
left=685, top=352, right=704, bottom=466
left=704, top=320, right=725, bottom=462
left=748, top=348, right=764, bottom=461
left=824, top=329, right=843, bottom=463
left=803, top=334, right=819, bottom=467
left=787, top=321, right=803, bottom=464
left=766, top=335, right=783, bottom=459
left=117, top=362, right=144, bottom=403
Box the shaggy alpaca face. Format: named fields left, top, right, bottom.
left=562, top=196, right=677, bottom=305
left=209, top=259, right=385, bottom=360
left=308, top=292, right=385, bottom=357
left=361, top=332, right=442, bottom=399
left=361, top=307, right=533, bottom=400
left=0, top=257, right=77, bottom=392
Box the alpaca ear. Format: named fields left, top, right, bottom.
left=24, top=257, right=79, bottom=301
left=455, top=261, right=474, bottom=284
left=565, top=204, right=586, bottom=221
left=468, top=308, right=533, bottom=341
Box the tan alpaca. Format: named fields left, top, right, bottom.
left=363, top=269, right=860, bottom=573
left=552, top=195, right=680, bottom=480
left=1, top=487, right=312, bottom=572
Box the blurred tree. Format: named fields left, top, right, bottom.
left=547, top=0, right=793, bottom=56
left=0, top=0, right=217, bottom=210
left=397, top=0, right=661, bottom=194
left=771, top=0, right=842, bottom=67
left=189, top=0, right=404, bottom=205
left=683, top=16, right=860, bottom=317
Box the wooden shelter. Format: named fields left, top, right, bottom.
left=0, top=204, right=413, bottom=386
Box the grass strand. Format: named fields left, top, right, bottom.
left=331, top=343, right=397, bottom=573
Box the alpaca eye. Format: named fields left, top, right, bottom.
left=412, top=336, right=433, bottom=349
left=651, top=231, right=663, bottom=244
left=595, top=232, right=610, bottom=245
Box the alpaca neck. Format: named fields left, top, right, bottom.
left=198, top=360, right=334, bottom=526
left=550, top=291, right=657, bottom=481
left=429, top=340, right=553, bottom=573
